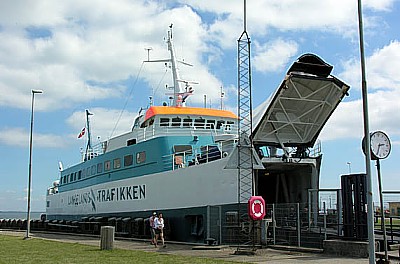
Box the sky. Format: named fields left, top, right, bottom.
left=0, top=0, right=399, bottom=212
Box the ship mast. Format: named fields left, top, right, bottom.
left=145, top=25, right=195, bottom=107
left=166, top=25, right=184, bottom=106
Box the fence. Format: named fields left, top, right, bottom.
left=375, top=191, right=400, bottom=245
left=206, top=192, right=342, bottom=248
left=203, top=189, right=400, bottom=249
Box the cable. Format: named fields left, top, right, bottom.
left=153, top=68, right=168, bottom=104
left=109, top=61, right=145, bottom=138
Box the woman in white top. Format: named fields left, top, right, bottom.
left=154, top=213, right=165, bottom=248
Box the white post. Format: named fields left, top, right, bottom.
left=25, top=89, right=43, bottom=240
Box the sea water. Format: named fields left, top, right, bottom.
left=0, top=211, right=44, bottom=220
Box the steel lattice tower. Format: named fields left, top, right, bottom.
left=237, top=31, right=253, bottom=204
left=236, top=29, right=255, bottom=250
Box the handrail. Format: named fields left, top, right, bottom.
left=162, top=139, right=236, bottom=170
left=134, top=123, right=238, bottom=145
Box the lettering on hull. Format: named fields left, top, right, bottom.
left=67, top=184, right=146, bottom=212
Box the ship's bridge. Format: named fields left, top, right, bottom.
left=104, top=106, right=239, bottom=153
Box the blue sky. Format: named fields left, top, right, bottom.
left=0, top=0, right=399, bottom=212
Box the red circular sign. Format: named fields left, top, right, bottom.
left=248, top=196, right=266, bottom=220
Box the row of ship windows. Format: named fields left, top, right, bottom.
left=143, top=117, right=235, bottom=129
left=60, top=151, right=146, bottom=185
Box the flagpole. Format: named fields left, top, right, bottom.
left=85, top=109, right=93, bottom=160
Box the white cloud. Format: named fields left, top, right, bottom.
left=364, top=0, right=395, bottom=11
left=0, top=2, right=216, bottom=111
left=340, top=40, right=400, bottom=91
left=0, top=127, right=68, bottom=148
left=1, top=0, right=396, bottom=114
left=0, top=0, right=398, bottom=146
left=66, top=108, right=137, bottom=141
left=178, top=0, right=396, bottom=42
left=320, top=41, right=400, bottom=142
left=252, top=39, right=298, bottom=73
left=319, top=99, right=364, bottom=141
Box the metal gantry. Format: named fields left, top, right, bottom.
left=237, top=31, right=253, bottom=204
left=236, top=29, right=255, bottom=249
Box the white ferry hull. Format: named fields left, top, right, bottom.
left=47, top=157, right=237, bottom=217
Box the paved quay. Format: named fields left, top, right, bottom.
left=0, top=230, right=380, bottom=263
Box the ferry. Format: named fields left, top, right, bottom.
left=46, top=27, right=350, bottom=243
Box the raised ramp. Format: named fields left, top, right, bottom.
left=252, top=54, right=350, bottom=148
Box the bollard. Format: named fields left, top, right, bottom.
left=100, top=226, right=115, bottom=250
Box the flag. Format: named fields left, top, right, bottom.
left=78, top=127, right=86, bottom=139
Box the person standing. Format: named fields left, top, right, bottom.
left=154, top=212, right=166, bottom=248
left=149, top=212, right=157, bottom=245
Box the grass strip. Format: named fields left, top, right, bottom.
left=0, top=235, right=238, bottom=264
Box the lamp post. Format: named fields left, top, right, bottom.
left=357, top=0, right=375, bottom=262
left=25, top=89, right=43, bottom=239
left=347, top=162, right=352, bottom=174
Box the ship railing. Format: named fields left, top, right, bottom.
left=259, top=140, right=322, bottom=161
left=162, top=140, right=235, bottom=171
left=81, top=142, right=105, bottom=161
left=133, top=123, right=238, bottom=144
left=309, top=140, right=322, bottom=157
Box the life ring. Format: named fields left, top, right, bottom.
left=248, top=196, right=266, bottom=220
left=251, top=199, right=264, bottom=218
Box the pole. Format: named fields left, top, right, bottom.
left=220, top=86, right=224, bottom=110
left=377, top=159, right=388, bottom=261
left=25, top=89, right=42, bottom=239
left=357, top=0, right=375, bottom=262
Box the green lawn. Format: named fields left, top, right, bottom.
left=0, top=235, right=237, bottom=264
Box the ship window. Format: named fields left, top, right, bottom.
left=194, top=118, right=205, bottom=129
left=86, top=167, right=91, bottom=177
left=97, top=163, right=103, bottom=173
left=216, top=120, right=225, bottom=129
left=124, top=154, right=133, bottom=167
left=70, top=174, right=73, bottom=182
left=183, top=118, right=192, bottom=127
left=173, top=145, right=192, bottom=155
left=91, top=165, right=96, bottom=175
left=63, top=175, right=67, bottom=183
left=78, top=170, right=82, bottom=180
left=149, top=118, right=155, bottom=126
left=206, top=120, right=215, bottom=129
left=74, top=172, right=77, bottom=181
left=187, top=215, right=204, bottom=236
left=59, top=177, right=63, bottom=184
left=127, top=139, right=136, bottom=146
left=113, top=158, right=121, bottom=169
left=82, top=169, right=86, bottom=178
left=104, top=160, right=111, bottom=171
left=171, top=117, right=181, bottom=127
left=136, top=151, right=146, bottom=164
left=160, top=118, right=169, bottom=127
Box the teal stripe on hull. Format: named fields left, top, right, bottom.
left=59, top=135, right=215, bottom=192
